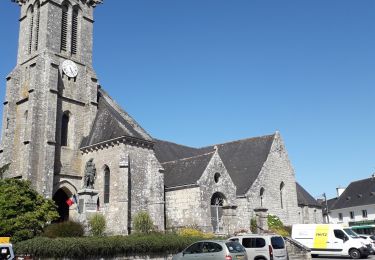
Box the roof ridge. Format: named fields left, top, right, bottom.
left=161, top=151, right=215, bottom=164
left=155, top=139, right=200, bottom=150
left=199, top=133, right=276, bottom=149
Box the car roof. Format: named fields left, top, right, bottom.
left=231, top=234, right=281, bottom=238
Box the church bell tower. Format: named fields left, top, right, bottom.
left=1, top=0, right=102, bottom=198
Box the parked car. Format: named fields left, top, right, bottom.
left=359, top=234, right=375, bottom=254
left=172, top=240, right=248, bottom=260
left=0, top=243, right=14, bottom=260
left=229, top=234, right=288, bottom=260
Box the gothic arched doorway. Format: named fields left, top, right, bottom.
left=53, top=188, right=71, bottom=222
left=210, top=192, right=226, bottom=233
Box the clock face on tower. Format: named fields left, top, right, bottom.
left=62, top=60, right=78, bottom=78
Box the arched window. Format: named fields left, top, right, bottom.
left=104, top=165, right=110, bottom=204
left=71, top=7, right=79, bottom=55
left=280, top=182, right=285, bottom=209
left=28, top=5, right=34, bottom=54
left=34, top=2, right=40, bottom=51
left=60, top=3, right=69, bottom=52
left=24, top=110, right=28, bottom=140
left=260, top=187, right=265, bottom=207
left=210, top=192, right=226, bottom=233
left=214, top=172, right=220, bottom=183
left=61, top=112, right=69, bottom=146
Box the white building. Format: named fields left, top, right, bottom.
left=328, top=177, right=375, bottom=234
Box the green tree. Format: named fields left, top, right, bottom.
left=0, top=179, right=59, bottom=242
left=133, top=211, right=154, bottom=234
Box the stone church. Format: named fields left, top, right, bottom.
left=1, top=0, right=321, bottom=235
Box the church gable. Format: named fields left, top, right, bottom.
left=81, top=89, right=152, bottom=148
left=212, top=134, right=275, bottom=196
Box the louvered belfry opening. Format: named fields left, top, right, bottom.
left=34, top=3, right=40, bottom=51
left=71, top=8, right=78, bottom=55
left=60, top=4, right=68, bottom=52
left=28, top=6, right=34, bottom=54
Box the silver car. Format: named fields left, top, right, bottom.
left=172, top=240, right=248, bottom=260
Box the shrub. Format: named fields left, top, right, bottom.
left=177, top=228, right=214, bottom=239
left=133, top=211, right=154, bottom=234
left=14, top=233, right=208, bottom=258
left=0, top=179, right=59, bottom=242
left=267, top=215, right=290, bottom=236
left=42, top=221, right=84, bottom=238
left=88, top=214, right=106, bottom=236
left=250, top=217, right=257, bottom=233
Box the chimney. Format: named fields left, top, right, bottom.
left=336, top=187, right=346, bottom=197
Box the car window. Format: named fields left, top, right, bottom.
left=334, top=230, right=347, bottom=241
left=202, top=242, right=222, bottom=253
left=242, top=237, right=265, bottom=248
left=255, top=238, right=266, bottom=248
left=230, top=238, right=239, bottom=242
left=226, top=241, right=246, bottom=253
left=271, top=236, right=285, bottom=249
left=242, top=238, right=253, bottom=248
left=184, top=242, right=203, bottom=254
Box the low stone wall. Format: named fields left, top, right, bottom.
left=284, top=237, right=312, bottom=260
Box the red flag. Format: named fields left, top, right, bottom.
left=66, top=197, right=74, bottom=206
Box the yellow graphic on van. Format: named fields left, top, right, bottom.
left=313, top=225, right=329, bottom=249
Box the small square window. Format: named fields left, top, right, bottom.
left=350, top=211, right=355, bottom=220
left=362, top=210, right=368, bottom=218
left=338, top=213, right=343, bottom=221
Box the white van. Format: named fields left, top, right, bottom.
left=229, top=234, right=288, bottom=260
left=292, top=224, right=371, bottom=259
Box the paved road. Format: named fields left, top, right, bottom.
left=314, top=255, right=375, bottom=260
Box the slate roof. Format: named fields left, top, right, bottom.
left=296, top=182, right=321, bottom=207
left=331, top=177, right=375, bottom=210
left=81, top=89, right=152, bottom=148
left=156, top=134, right=275, bottom=195
left=163, top=152, right=215, bottom=188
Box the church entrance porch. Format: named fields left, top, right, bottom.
left=53, top=188, right=72, bottom=222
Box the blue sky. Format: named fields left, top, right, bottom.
left=0, top=1, right=375, bottom=199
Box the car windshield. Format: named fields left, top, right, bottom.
left=226, top=241, right=245, bottom=253
left=343, top=228, right=361, bottom=238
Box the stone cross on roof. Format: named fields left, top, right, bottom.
left=11, top=0, right=103, bottom=6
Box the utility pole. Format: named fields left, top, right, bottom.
left=323, top=193, right=329, bottom=223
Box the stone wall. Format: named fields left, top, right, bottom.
left=165, top=187, right=201, bottom=229
left=81, top=142, right=165, bottom=234
left=298, top=206, right=323, bottom=224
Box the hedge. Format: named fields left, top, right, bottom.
left=14, top=233, right=207, bottom=258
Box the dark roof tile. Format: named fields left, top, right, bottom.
left=331, top=177, right=375, bottom=210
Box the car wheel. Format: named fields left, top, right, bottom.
left=349, top=249, right=361, bottom=259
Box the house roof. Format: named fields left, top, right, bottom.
left=296, top=182, right=321, bottom=207
left=331, top=177, right=375, bottom=210
left=162, top=152, right=215, bottom=188
left=155, top=134, right=275, bottom=195
left=81, top=89, right=152, bottom=148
